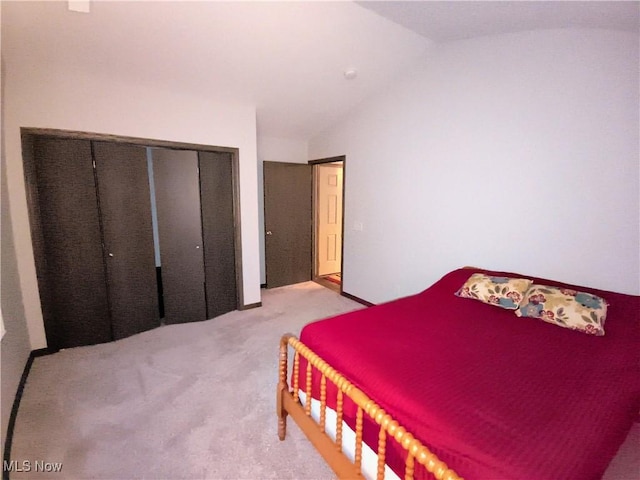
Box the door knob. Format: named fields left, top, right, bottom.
left=196, top=245, right=200, bottom=249
left=108, top=253, right=114, bottom=257
left=266, top=231, right=273, bottom=235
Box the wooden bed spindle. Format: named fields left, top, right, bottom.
left=293, top=351, right=300, bottom=403
left=277, top=334, right=291, bottom=441
left=376, top=426, right=387, bottom=480
left=336, top=389, right=344, bottom=451
left=320, top=374, right=327, bottom=432
left=355, top=407, right=364, bottom=471
left=305, top=360, right=312, bottom=416
left=405, top=451, right=415, bottom=480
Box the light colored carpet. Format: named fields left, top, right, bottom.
left=9, top=282, right=639, bottom=479
left=11, top=282, right=359, bottom=480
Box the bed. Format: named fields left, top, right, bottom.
left=276, top=267, right=640, bottom=479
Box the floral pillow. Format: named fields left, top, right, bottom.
left=455, top=273, right=532, bottom=310
left=515, top=284, right=608, bottom=336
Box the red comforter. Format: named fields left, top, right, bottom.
left=299, top=268, right=640, bottom=479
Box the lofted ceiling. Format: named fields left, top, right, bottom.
left=359, top=1, right=639, bottom=42
left=2, top=1, right=638, bottom=141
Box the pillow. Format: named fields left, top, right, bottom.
left=455, top=273, right=532, bottom=310
left=515, top=284, right=608, bottom=336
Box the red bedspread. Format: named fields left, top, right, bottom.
left=299, top=268, right=640, bottom=479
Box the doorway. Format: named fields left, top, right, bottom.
left=262, top=156, right=345, bottom=293
left=311, top=157, right=344, bottom=293
left=263, top=161, right=313, bottom=288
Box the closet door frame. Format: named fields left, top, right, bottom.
left=21, top=128, right=248, bottom=346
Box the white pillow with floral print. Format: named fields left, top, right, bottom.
left=455, top=273, right=532, bottom=310
left=515, top=284, right=608, bottom=336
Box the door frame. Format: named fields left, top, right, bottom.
left=309, top=155, right=346, bottom=293
left=21, top=127, right=247, bottom=323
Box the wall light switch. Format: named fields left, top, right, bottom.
left=353, top=221, right=364, bottom=231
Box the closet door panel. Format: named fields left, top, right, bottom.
left=199, top=152, right=237, bottom=318
left=33, top=137, right=112, bottom=349
left=152, top=148, right=207, bottom=324
left=93, top=142, right=160, bottom=339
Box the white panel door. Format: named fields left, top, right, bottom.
left=317, top=163, right=343, bottom=276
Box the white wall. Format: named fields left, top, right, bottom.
left=256, top=136, right=308, bottom=284
left=4, top=64, right=262, bottom=349
left=310, top=29, right=640, bottom=303
left=1, top=139, right=32, bottom=453
left=1, top=1, right=36, bottom=451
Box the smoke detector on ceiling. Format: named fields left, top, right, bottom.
left=343, top=69, right=358, bottom=80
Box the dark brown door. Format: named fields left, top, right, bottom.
left=263, top=161, right=312, bottom=288
left=152, top=148, right=207, bottom=324
left=93, top=142, right=160, bottom=339
left=32, top=137, right=112, bottom=349
left=199, top=151, right=237, bottom=318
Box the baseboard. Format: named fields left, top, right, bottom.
left=31, top=348, right=53, bottom=358
left=3, top=348, right=53, bottom=480
left=239, top=301, right=262, bottom=310
left=340, top=291, right=375, bottom=307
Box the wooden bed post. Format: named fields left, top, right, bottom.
left=277, top=333, right=292, bottom=440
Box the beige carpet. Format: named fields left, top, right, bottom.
left=9, top=282, right=639, bottom=479
left=10, top=282, right=359, bottom=480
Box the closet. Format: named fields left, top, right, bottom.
left=23, top=132, right=239, bottom=351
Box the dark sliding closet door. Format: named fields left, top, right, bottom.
left=93, top=142, right=160, bottom=339
left=152, top=148, right=207, bottom=324
left=32, top=137, right=112, bottom=350
left=199, top=151, right=237, bottom=318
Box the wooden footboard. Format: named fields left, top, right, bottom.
left=277, top=333, right=463, bottom=480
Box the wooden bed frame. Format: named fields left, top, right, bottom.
left=277, top=333, right=463, bottom=480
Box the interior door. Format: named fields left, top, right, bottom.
left=93, top=141, right=160, bottom=339
left=199, top=151, right=237, bottom=318
left=316, top=163, right=343, bottom=276
left=263, top=161, right=312, bottom=288
left=152, top=148, right=207, bottom=324
left=32, top=136, right=112, bottom=349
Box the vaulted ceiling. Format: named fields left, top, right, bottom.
left=2, top=1, right=638, bottom=140
left=359, top=1, right=639, bottom=42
